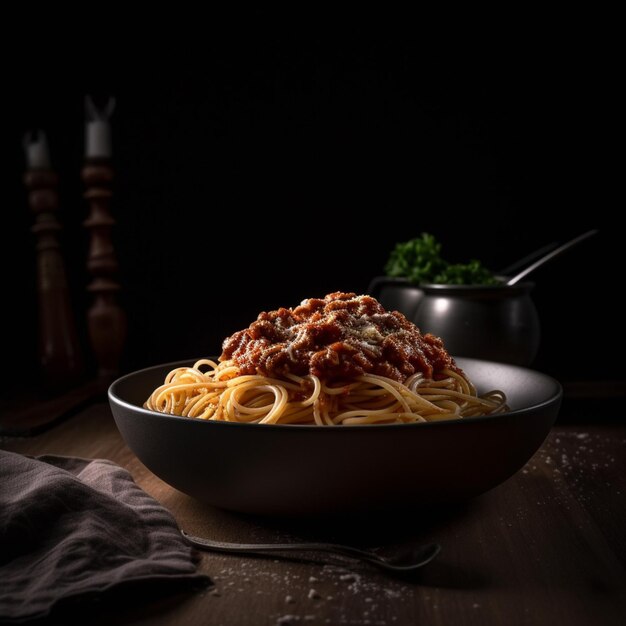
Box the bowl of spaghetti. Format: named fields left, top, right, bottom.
left=109, top=292, right=562, bottom=515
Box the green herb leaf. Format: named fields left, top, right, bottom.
left=384, top=234, right=500, bottom=285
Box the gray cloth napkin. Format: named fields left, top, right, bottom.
left=0, top=450, right=210, bottom=623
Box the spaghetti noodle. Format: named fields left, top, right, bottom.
left=145, top=292, right=507, bottom=425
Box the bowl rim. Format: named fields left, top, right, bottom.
left=418, top=281, right=534, bottom=294
left=108, top=357, right=562, bottom=431
left=367, top=275, right=535, bottom=293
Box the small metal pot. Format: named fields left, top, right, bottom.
left=367, top=278, right=540, bottom=366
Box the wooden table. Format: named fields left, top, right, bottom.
left=2, top=402, right=625, bottom=626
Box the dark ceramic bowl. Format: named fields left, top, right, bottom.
left=109, top=358, right=561, bottom=516
left=415, top=282, right=541, bottom=366
left=367, top=277, right=541, bottom=366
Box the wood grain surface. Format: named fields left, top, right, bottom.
left=3, top=404, right=625, bottom=626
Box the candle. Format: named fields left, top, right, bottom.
left=24, top=130, right=51, bottom=169
left=85, top=96, right=115, bottom=159
left=86, top=119, right=112, bottom=158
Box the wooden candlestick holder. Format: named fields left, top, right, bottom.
left=25, top=167, right=83, bottom=389
left=82, top=161, right=126, bottom=377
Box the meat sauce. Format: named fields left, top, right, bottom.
left=221, top=292, right=459, bottom=383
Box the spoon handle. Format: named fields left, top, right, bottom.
left=182, top=531, right=375, bottom=558
left=499, top=241, right=559, bottom=276
left=506, top=229, right=599, bottom=285
left=181, top=530, right=440, bottom=572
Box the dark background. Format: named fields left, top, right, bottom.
left=2, top=45, right=622, bottom=392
